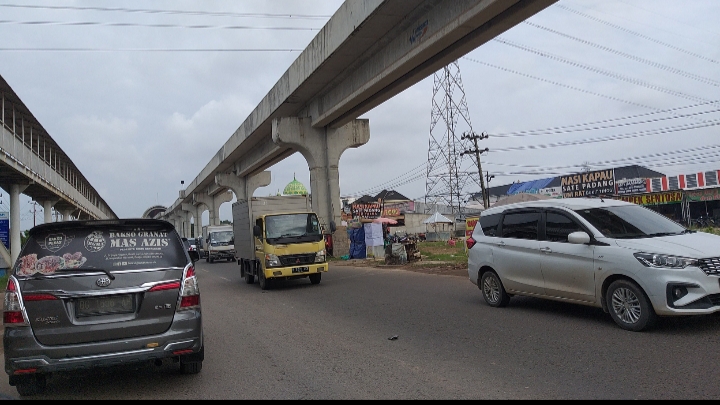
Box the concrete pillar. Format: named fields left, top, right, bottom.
left=272, top=117, right=369, bottom=246
left=60, top=209, right=74, bottom=222
left=182, top=203, right=200, bottom=238
left=9, top=184, right=29, bottom=263
left=193, top=190, right=233, bottom=226
left=39, top=199, right=59, bottom=224
left=216, top=170, right=271, bottom=203
left=216, top=170, right=272, bottom=249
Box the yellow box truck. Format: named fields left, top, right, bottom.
left=232, top=196, right=334, bottom=290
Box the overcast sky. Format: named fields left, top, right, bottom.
left=1, top=0, right=718, bottom=231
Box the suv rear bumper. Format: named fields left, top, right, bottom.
left=4, top=309, right=202, bottom=377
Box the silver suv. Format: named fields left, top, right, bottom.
left=467, top=197, right=720, bottom=331
left=3, top=219, right=203, bottom=396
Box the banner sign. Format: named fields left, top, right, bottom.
left=615, top=178, right=647, bottom=195
left=685, top=188, right=720, bottom=202
left=465, top=217, right=479, bottom=239
left=351, top=202, right=382, bottom=219
left=0, top=211, right=9, bottom=249
left=561, top=169, right=615, bottom=198
left=382, top=201, right=415, bottom=217
left=538, top=186, right=562, bottom=198
left=618, top=191, right=682, bottom=205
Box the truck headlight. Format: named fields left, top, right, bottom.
left=265, top=253, right=281, bottom=268
left=634, top=252, right=697, bottom=269
left=315, top=249, right=326, bottom=263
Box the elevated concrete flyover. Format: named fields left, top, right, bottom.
left=1, top=74, right=118, bottom=263
left=162, top=0, right=557, bottom=253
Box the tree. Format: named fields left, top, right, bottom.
left=220, top=220, right=232, bottom=225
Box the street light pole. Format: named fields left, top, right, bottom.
left=461, top=132, right=490, bottom=208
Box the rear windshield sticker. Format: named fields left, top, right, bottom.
left=17, top=252, right=87, bottom=276
left=38, top=233, right=73, bottom=253
left=84, top=231, right=106, bottom=252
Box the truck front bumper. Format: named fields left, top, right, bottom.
left=265, top=263, right=328, bottom=279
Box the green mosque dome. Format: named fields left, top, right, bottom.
left=283, top=174, right=308, bottom=195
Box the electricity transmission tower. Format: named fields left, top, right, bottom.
left=425, top=60, right=482, bottom=215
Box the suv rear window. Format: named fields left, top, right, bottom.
left=479, top=213, right=502, bottom=237
left=15, top=221, right=186, bottom=277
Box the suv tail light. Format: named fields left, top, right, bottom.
left=178, top=265, right=200, bottom=309
left=466, top=237, right=476, bottom=250
left=3, top=277, right=28, bottom=326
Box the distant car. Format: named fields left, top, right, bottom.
left=467, top=197, right=720, bottom=332
left=3, top=219, right=203, bottom=396
left=182, top=237, right=198, bottom=260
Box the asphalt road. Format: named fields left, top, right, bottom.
left=2, top=260, right=720, bottom=399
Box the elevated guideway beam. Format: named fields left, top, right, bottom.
left=164, top=0, right=557, bottom=252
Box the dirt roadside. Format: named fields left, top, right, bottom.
left=330, top=258, right=468, bottom=278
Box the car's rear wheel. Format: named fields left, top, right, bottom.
left=309, top=273, right=321, bottom=285
left=480, top=271, right=510, bottom=308
left=606, top=279, right=657, bottom=332
left=14, top=374, right=46, bottom=397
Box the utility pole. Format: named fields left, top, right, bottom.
left=461, top=132, right=490, bottom=208
left=485, top=171, right=495, bottom=208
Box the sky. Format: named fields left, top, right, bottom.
left=0, top=0, right=718, bottom=231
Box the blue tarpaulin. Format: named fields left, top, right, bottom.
left=348, top=227, right=366, bottom=259
left=507, top=177, right=555, bottom=195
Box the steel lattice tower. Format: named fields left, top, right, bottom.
left=425, top=60, right=481, bottom=214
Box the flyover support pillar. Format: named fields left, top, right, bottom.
left=182, top=203, right=203, bottom=239
left=272, top=117, right=370, bottom=257
left=216, top=170, right=271, bottom=246
left=39, top=199, right=59, bottom=224
left=193, top=191, right=233, bottom=227
left=9, top=184, right=29, bottom=264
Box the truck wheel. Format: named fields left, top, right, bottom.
left=309, top=273, right=321, bottom=285
left=209, top=256, right=214, bottom=263
left=259, top=268, right=271, bottom=290
left=243, top=262, right=255, bottom=284
left=205, top=256, right=209, bottom=263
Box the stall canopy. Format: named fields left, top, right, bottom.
left=423, top=212, right=453, bottom=224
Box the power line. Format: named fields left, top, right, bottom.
left=493, top=36, right=710, bottom=103
left=490, top=119, right=720, bottom=154
left=555, top=4, right=720, bottom=65
left=487, top=100, right=720, bottom=138
left=0, top=4, right=332, bottom=19
left=461, top=56, right=654, bottom=110
left=0, top=47, right=305, bottom=52
left=490, top=106, right=720, bottom=139
left=0, top=19, right=321, bottom=31
left=522, top=20, right=720, bottom=87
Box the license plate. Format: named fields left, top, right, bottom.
left=292, top=266, right=309, bottom=274
left=76, top=294, right=134, bottom=317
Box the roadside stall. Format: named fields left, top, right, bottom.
left=423, top=212, right=454, bottom=242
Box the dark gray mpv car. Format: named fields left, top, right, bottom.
left=3, top=219, right=203, bottom=396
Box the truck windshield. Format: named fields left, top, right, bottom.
left=210, top=231, right=234, bottom=243
left=265, top=214, right=321, bottom=239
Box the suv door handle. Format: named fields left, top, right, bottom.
left=539, top=247, right=552, bottom=253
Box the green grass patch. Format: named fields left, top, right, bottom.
left=417, top=241, right=467, bottom=264
left=0, top=272, right=8, bottom=290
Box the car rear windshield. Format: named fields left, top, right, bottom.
left=15, top=223, right=187, bottom=277
left=573, top=205, right=686, bottom=239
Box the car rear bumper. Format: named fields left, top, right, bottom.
left=4, top=309, right=202, bottom=377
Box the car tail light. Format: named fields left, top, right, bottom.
left=3, top=277, right=28, bottom=326
left=22, top=294, right=58, bottom=301
left=148, top=281, right=181, bottom=292
left=466, top=237, right=476, bottom=250
left=178, top=265, right=200, bottom=309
